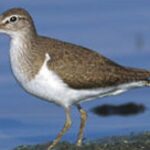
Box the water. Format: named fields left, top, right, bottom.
left=0, top=0, right=150, bottom=150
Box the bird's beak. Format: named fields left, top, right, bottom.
left=0, top=15, right=3, bottom=31
left=0, top=15, right=7, bottom=34
left=0, top=15, right=3, bottom=28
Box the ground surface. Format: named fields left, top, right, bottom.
left=14, top=132, right=150, bottom=150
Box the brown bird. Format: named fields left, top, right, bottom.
left=0, top=8, right=150, bottom=150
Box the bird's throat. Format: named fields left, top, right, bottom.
left=10, top=33, right=36, bottom=82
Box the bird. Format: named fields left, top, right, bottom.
left=0, top=7, right=150, bottom=150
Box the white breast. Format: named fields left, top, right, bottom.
left=10, top=33, right=30, bottom=83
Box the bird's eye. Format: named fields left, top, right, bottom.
left=10, top=16, right=17, bottom=22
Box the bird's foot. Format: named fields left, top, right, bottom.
left=76, top=139, right=83, bottom=147
left=47, top=142, right=56, bottom=150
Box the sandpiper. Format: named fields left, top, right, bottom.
left=0, top=8, right=150, bottom=150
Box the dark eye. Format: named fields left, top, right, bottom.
left=10, top=16, right=17, bottom=22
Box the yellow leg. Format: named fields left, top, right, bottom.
left=47, top=107, right=72, bottom=150
left=76, top=105, right=87, bottom=147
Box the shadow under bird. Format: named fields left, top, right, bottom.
left=0, top=8, right=150, bottom=150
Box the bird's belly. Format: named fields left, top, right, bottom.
left=22, top=67, right=75, bottom=107
left=23, top=71, right=114, bottom=107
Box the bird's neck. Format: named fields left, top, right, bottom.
left=11, top=28, right=37, bottom=46
left=10, top=30, right=38, bottom=82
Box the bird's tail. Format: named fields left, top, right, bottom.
left=124, top=67, right=150, bottom=86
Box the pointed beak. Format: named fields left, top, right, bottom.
left=0, top=15, right=3, bottom=30
left=0, top=15, right=3, bottom=24
left=0, top=15, right=7, bottom=33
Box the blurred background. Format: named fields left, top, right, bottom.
left=0, top=0, right=150, bottom=150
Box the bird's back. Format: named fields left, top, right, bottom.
left=34, top=36, right=150, bottom=89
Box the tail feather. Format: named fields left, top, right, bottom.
left=124, top=67, right=150, bottom=85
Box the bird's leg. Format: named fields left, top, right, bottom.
left=47, top=107, right=72, bottom=150
left=76, top=104, right=87, bottom=147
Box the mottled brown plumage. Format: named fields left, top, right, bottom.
left=30, top=36, right=150, bottom=89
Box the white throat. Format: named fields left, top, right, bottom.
left=10, top=32, right=30, bottom=83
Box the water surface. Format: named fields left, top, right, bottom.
left=0, top=1, right=150, bottom=149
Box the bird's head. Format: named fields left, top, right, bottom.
left=0, top=8, right=37, bottom=38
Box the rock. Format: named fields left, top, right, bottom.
left=14, top=132, right=150, bottom=150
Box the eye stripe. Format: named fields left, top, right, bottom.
left=2, top=15, right=26, bottom=24
left=18, top=17, right=26, bottom=20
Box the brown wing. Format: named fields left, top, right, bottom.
left=40, top=37, right=150, bottom=89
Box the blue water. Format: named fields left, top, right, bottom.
left=0, top=0, right=150, bottom=150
